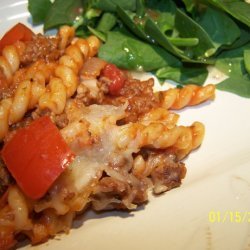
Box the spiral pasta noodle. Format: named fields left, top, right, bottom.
left=0, top=98, right=12, bottom=140
left=39, top=34, right=101, bottom=113
left=0, top=44, right=21, bottom=84
left=116, top=120, right=205, bottom=159
left=0, top=61, right=56, bottom=141
left=158, top=84, right=215, bottom=109
left=39, top=77, right=67, bottom=114
left=138, top=107, right=179, bottom=129
left=58, top=25, right=75, bottom=50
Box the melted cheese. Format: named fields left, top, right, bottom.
left=66, top=104, right=128, bottom=192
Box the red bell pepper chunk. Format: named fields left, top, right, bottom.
left=0, top=23, right=34, bottom=53
left=101, top=63, right=126, bottom=96
left=1, top=116, right=75, bottom=200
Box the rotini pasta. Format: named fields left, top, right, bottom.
left=158, top=84, right=215, bottom=110
left=0, top=98, right=12, bottom=140
left=138, top=107, right=179, bottom=128
left=8, top=80, right=31, bottom=125
left=39, top=77, right=67, bottom=114
left=25, top=60, right=56, bottom=86
left=58, top=25, right=75, bottom=50
left=7, top=185, right=32, bottom=231
left=115, top=120, right=204, bottom=159
left=0, top=44, right=21, bottom=84
left=39, top=35, right=101, bottom=111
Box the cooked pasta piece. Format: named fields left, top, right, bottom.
left=85, top=36, right=102, bottom=58
left=28, top=79, right=46, bottom=109
left=0, top=79, right=39, bottom=140
left=73, top=38, right=90, bottom=60
left=7, top=186, right=32, bottom=231
left=8, top=80, right=31, bottom=125
left=58, top=25, right=75, bottom=50
left=24, top=60, right=56, bottom=86
left=0, top=45, right=21, bottom=84
left=39, top=77, right=67, bottom=114
left=170, top=121, right=205, bottom=159
left=158, top=84, right=215, bottom=109
left=0, top=98, right=12, bottom=140
left=39, top=32, right=101, bottom=111
left=38, top=40, right=100, bottom=111
left=138, top=107, right=179, bottom=128
left=116, top=121, right=205, bottom=159
left=0, top=78, right=45, bottom=140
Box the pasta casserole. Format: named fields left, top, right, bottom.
left=0, top=24, right=215, bottom=249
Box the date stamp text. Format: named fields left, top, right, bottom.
left=208, top=211, right=250, bottom=223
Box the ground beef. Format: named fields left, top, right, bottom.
left=102, top=77, right=159, bottom=123
left=91, top=176, right=148, bottom=211
left=1, top=116, right=34, bottom=143
left=53, top=113, right=69, bottom=129
left=20, top=34, right=61, bottom=65
left=75, top=80, right=107, bottom=106
left=32, top=109, right=69, bottom=129
left=146, top=150, right=187, bottom=194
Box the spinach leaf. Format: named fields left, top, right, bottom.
left=98, top=29, right=181, bottom=71
left=136, top=0, right=145, bottom=17
left=116, top=6, right=153, bottom=43
left=244, top=50, right=250, bottom=75
left=44, top=0, right=82, bottom=30
left=145, top=18, right=215, bottom=64
left=146, top=0, right=177, bottom=32
left=175, top=8, right=216, bottom=59
left=96, top=13, right=117, bottom=33
left=182, top=0, right=196, bottom=12
left=28, top=0, right=52, bottom=25
left=217, top=75, right=250, bottom=98
left=156, top=65, right=208, bottom=85
left=144, top=18, right=189, bottom=60
left=220, top=24, right=250, bottom=51
left=198, top=7, right=240, bottom=49
left=215, top=43, right=250, bottom=77
left=89, top=0, right=136, bottom=12
left=205, top=0, right=250, bottom=27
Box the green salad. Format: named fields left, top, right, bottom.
left=28, top=0, right=250, bottom=98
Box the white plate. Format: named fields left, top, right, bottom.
left=1, top=1, right=250, bottom=249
